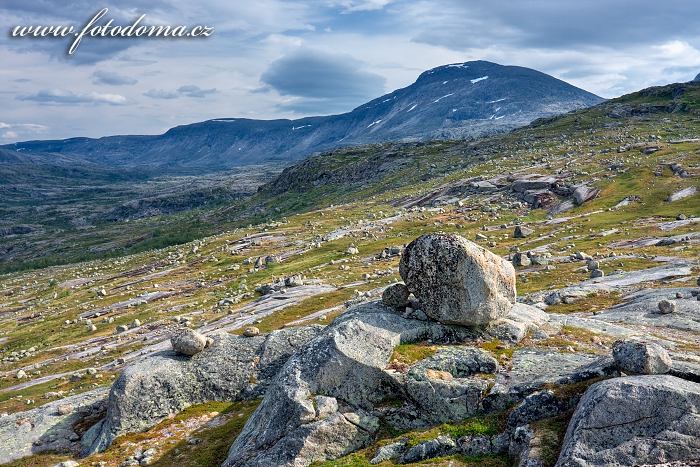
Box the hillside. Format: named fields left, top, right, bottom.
left=3, top=61, right=602, bottom=172
left=1, top=82, right=697, bottom=273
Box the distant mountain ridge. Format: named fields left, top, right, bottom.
left=3, top=61, right=603, bottom=172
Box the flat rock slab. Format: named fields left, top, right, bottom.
left=658, top=217, right=700, bottom=231
left=540, top=263, right=693, bottom=305
left=498, top=349, right=616, bottom=397
left=667, top=186, right=697, bottom=202
left=592, top=287, right=700, bottom=333
left=0, top=388, right=108, bottom=464
left=608, top=232, right=700, bottom=248
left=549, top=315, right=641, bottom=340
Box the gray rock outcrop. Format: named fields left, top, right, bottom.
left=556, top=375, right=700, bottom=466
left=82, top=325, right=322, bottom=454
left=399, top=435, right=456, bottom=463
left=399, top=234, right=516, bottom=326
left=0, top=388, right=108, bottom=464
left=223, top=301, right=548, bottom=466
left=404, top=346, right=498, bottom=422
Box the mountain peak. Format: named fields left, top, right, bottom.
left=694, top=73, right=700, bottom=82
left=5, top=61, right=603, bottom=171
left=416, top=60, right=501, bottom=82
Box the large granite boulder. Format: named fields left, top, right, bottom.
left=399, top=234, right=516, bottom=326
left=556, top=375, right=700, bottom=466
left=82, top=325, right=323, bottom=454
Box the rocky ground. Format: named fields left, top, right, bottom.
left=0, top=82, right=699, bottom=466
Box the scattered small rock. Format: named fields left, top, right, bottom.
left=514, top=225, right=534, bottom=238
left=612, top=340, right=671, bottom=375
left=382, top=283, right=410, bottom=310
left=242, top=326, right=260, bottom=337
left=590, top=269, right=604, bottom=279
left=657, top=299, right=676, bottom=314
left=171, top=328, right=209, bottom=356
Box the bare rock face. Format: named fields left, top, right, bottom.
left=170, top=328, right=208, bottom=356
left=222, top=301, right=550, bottom=467
left=82, top=326, right=323, bottom=455
left=399, top=234, right=516, bottom=326
left=612, top=340, right=671, bottom=375
left=404, top=347, right=498, bottom=422
left=556, top=376, right=700, bottom=466
left=0, top=388, right=108, bottom=464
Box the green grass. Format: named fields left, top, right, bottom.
left=390, top=343, right=438, bottom=367
left=150, top=400, right=259, bottom=467
left=547, top=292, right=623, bottom=314
left=313, top=412, right=508, bottom=466
left=530, top=414, right=572, bottom=466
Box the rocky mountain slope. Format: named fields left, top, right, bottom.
left=0, top=80, right=698, bottom=466
left=3, top=61, right=602, bottom=172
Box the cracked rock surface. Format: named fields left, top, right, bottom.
left=556, top=375, right=700, bottom=466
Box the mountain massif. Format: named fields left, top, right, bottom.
left=3, top=61, right=602, bottom=172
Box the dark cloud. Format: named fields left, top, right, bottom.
left=144, top=85, right=217, bottom=99
left=18, top=89, right=126, bottom=105
left=177, top=85, right=217, bottom=98
left=92, top=70, right=138, bottom=86
left=405, top=0, right=700, bottom=51
left=260, top=48, right=385, bottom=113
left=143, top=89, right=179, bottom=99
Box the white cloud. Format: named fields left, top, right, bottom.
left=328, top=0, right=394, bottom=13
left=0, top=122, right=47, bottom=142
left=18, top=89, right=127, bottom=105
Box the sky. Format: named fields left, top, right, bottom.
left=1, top=0, right=699, bottom=143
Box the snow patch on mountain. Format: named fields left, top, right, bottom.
left=433, top=93, right=455, bottom=103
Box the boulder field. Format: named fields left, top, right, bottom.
left=2, top=233, right=698, bottom=466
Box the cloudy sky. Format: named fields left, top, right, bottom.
left=1, top=0, right=698, bottom=143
